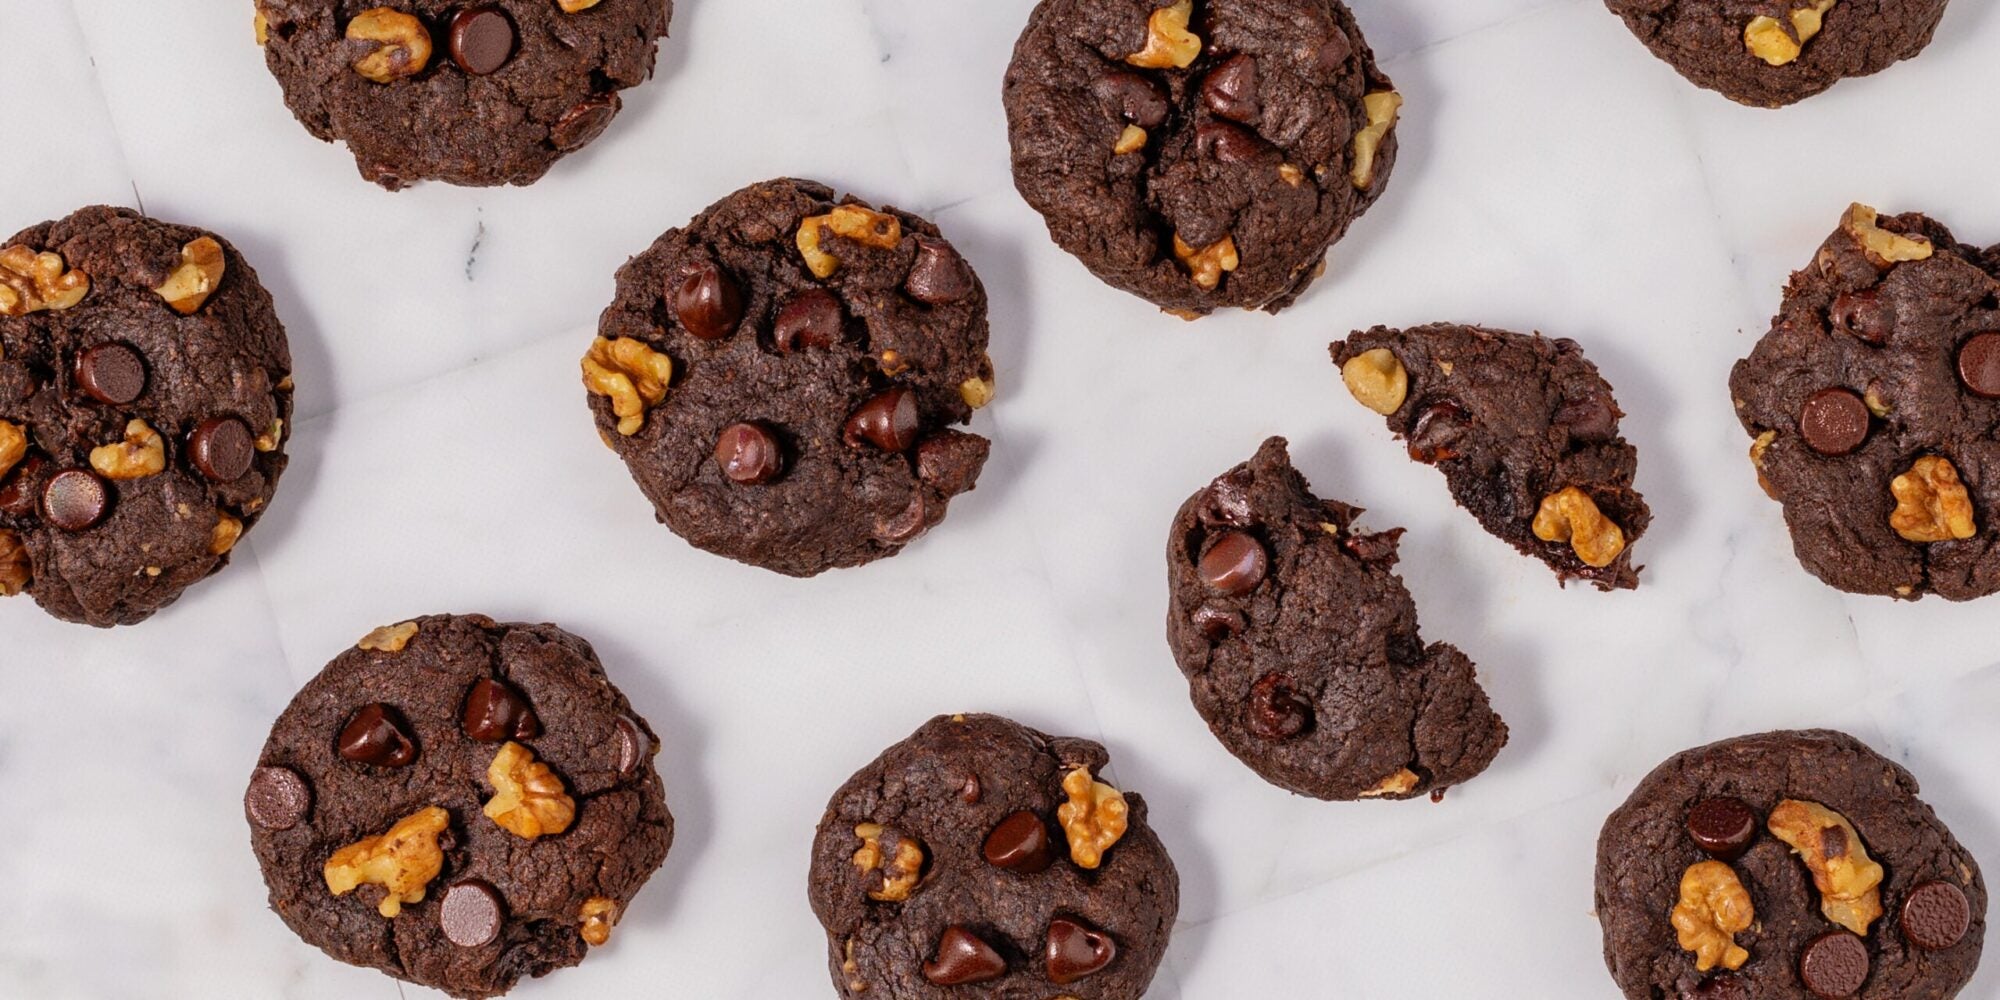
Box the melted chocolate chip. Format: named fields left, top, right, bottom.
left=614, top=715, right=649, bottom=776
left=1196, top=121, right=1271, bottom=164
left=1407, top=401, right=1471, bottom=463
left=713, top=422, right=784, bottom=484
left=551, top=93, right=619, bottom=151
left=1829, top=290, right=1892, bottom=345
left=1202, top=54, right=1260, bottom=122
left=772, top=289, right=845, bottom=352
left=1046, top=916, right=1117, bottom=984
left=982, top=811, right=1054, bottom=874
left=1191, top=605, right=1244, bottom=641
left=922, top=926, right=1006, bottom=986
left=904, top=238, right=974, bottom=305
left=336, top=703, right=417, bottom=767
left=1247, top=672, right=1313, bottom=740
left=673, top=261, right=744, bottom=341
left=0, top=453, right=47, bottom=517
left=843, top=388, right=920, bottom=452
left=462, top=677, right=540, bottom=742
left=1091, top=71, right=1168, bottom=128
left=1199, top=530, right=1267, bottom=595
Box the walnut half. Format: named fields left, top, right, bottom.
left=88, top=420, right=167, bottom=480
left=1124, top=0, right=1201, bottom=69
left=1842, top=203, right=1932, bottom=267
left=0, top=246, right=89, bottom=317
left=852, top=823, right=927, bottom=902
left=582, top=337, right=673, bottom=436
left=1671, top=860, right=1754, bottom=972
left=323, top=806, right=451, bottom=918
left=1532, top=486, right=1626, bottom=568
left=153, top=237, right=226, bottom=315
left=347, top=8, right=432, bottom=84
left=1889, top=455, right=1977, bottom=543
left=483, top=741, right=576, bottom=839
left=1769, top=799, right=1885, bottom=935
left=1056, top=767, right=1128, bottom=870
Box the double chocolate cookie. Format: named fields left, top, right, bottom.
left=1166, top=437, right=1507, bottom=800
left=1334, top=324, right=1650, bottom=591
left=0, top=206, right=291, bottom=627
left=1004, top=0, right=1400, bottom=316
left=1731, top=204, right=2000, bottom=600
left=247, top=614, right=673, bottom=999
left=585, top=178, right=994, bottom=576
left=808, top=714, right=1178, bottom=999
left=1597, top=730, right=1985, bottom=999
left=256, top=0, right=672, bottom=189
left=1603, top=0, right=1951, bottom=107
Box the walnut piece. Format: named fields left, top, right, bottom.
left=1532, top=486, right=1627, bottom=568
left=1349, top=91, right=1402, bottom=190
left=1842, top=203, right=1933, bottom=267
left=153, top=237, right=226, bottom=315
left=1745, top=0, right=1837, bottom=66
left=323, top=806, right=450, bottom=918
left=1057, top=766, right=1128, bottom=870
left=1769, top=799, right=1885, bottom=935
left=1125, top=0, right=1201, bottom=69
left=358, top=620, right=420, bottom=652
left=1358, top=768, right=1420, bottom=798
left=210, top=512, right=244, bottom=555
left=797, top=205, right=903, bottom=279
left=88, top=419, right=167, bottom=480
left=1749, top=430, right=1778, bottom=499
left=1114, top=124, right=1148, bottom=155
left=0, top=529, right=28, bottom=597
left=256, top=418, right=284, bottom=453
left=852, top=822, right=927, bottom=902
left=1889, top=455, right=1977, bottom=543
left=347, top=8, right=432, bottom=84
left=1172, top=234, right=1239, bottom=291
left=0, top=419, right=24, bottom=480
left=0, top=245, right=89, bottom=317
left=582, top=336, right=673, bottom=436
left=960, top=375, right=995, bottom=410
left=484, top=740, right=576, bottom=839
left=1341, top=347, right=1408, bottom=416
left=255, top=10, right=269, bottom=45
left=558, top=0, right=603, bottom=11
left=579, top=897, right=618, bottom=945
left=1671, top=860, right=1754, bottom=972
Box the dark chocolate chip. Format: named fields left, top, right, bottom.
left=245, top=765, right=311, bottom=830
left=1685, top=797, right=1757, bottom=860
left=1956, top=332, right=2000, bottom=399
left=713, top=422, right=784, bottom=484
left=873, top=491, right=929, bottom=544
left=440, top=880, right=504, bottom=948
left=1046, top=916, right=1117, bottom=985
left=904, top=238, right=974, bottom=305
left=844, top=388, right=920, bottom=452
left=1091, top=71, right=1168, bottom=128
left=1555, top=393, right=1619, bottom=443
left=922, top=927, right=1006, bottom=986
left=1406, top=401, right=1470, bottom=463
left=982, top=811, right=1054, bottom=874
left=0, top=453, right=47, bottom=517
left=462, top=677, right=540, bottom=742
left=614, top=715, right=648, bottom=777
left=74, top=343, right=147, bottom=405
left=1798, top=388, right=1871, bottom=456
left=1689, top=974, right=1749, bottom=1000
left=772, top=289, right=844, bottom=352
left=42, top=468, right=108, bottom=532
left=1798, top=931, right=1869, bottom=998
left=1829, top=290, right=1892, bottom=345
left=672, top=261, right=744, bottom=341
left=1199, top=530, right=1267, bottom=595
left=1198, top=469, right=1255, bottom=527
left=336, top=703, right=417, bottom=767
left=1196, top=121, right=1271, bottom=164
left=1247, top=672, right=1313, bottom=740
left=551, top=92, right=619, bottom=151
left=189, top=416, right=256, bottom=482
left=1901, top=880, right=1971, bottom=951
left=1201, top=54, right=1260, bottom=122
left=1191, top=605, right=1243, bottom=641
left=959, top=774, right=982, bottom=803
left=448, top=5, right=515, bottom=75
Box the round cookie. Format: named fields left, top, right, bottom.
left=246, top=614, right=674, bottom=999
left=1603, top=0, right=1951, bottom=107
left=808, top=714, right=1178, bottom=999
left=1730, top=204, right=2000, bottom=601
left=256, top=0, right=672, bottom=189
left=1166, top=436, right=1507, bottom=800
left=0, top=206, right=291, bottom=627
left=584, top=178, right=994, bottom=576
left=1004, top=0, right=1399, bottom=317
left=1596, top=730, right=1985, bottom=999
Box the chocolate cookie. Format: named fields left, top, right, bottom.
left=1004, top=0, right=1400, bottom=316
left=256, top=0, right=672, bottom=189
left=1731, top=204, right=2000, bottom=601
left=584, top=178, right=994, bottom=576
left=0, top=206, right=291, bottom=627
left=247, top=614, right=673, bottom=999
left=1596, top=730, right=1986, bottom=999
left=1166, top=437, right=1507, bottom=800
left=808, top=714, right=1178, bottom=999
left=1603, top=0, right=1951, bottom=107
left=1334, top=324, right=1650, bottom=591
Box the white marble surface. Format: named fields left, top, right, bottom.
left=4, top=0, right=2000, bottom=997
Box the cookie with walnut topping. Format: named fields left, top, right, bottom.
left=1166, top=437, right=1506, bottom=800
left=808, top=713, right=1177, bottom=999
left=584, top=177, right=995, bottom=577
left=246, top=614, right=674, bottom=1000
left=0, top=205, right=291, bottom=627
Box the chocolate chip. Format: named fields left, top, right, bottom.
left=1830, top=289, right=1892, bottom=345
left=462, top=678, right=539, bottom=742
left=336, top=703, right=417, bottom=767
left=904, top=238, right=974, bottom=305
left=1199, top=530, right=1267, bottom=595
left=982, top=811, right=1054, bottom=874
left=1555, top=393, right=1619, bottom=443
left=958, top=774, right=982, bottom=803
left=1191, top=605, right=1243, bottom=641
left=0, top=453, right=47, bottom=517
left=551, top=92, right=619, bottom=151
left=42, top=468, right=108, bottom=532
left=922, top=927, right=1006, bottom=986
left=1247, top=672, right=1313, bottom=740
left=915, top=430, right=987, bottom=495
left=1901, top=880, right=1971, bottom=951
left=1091, top=71, right=1168, bottom=128
left=1202, top=54, right=1260, bottom=122
left=713, top=422, right=784, bottom=484
left=1956, top=332, right=2000, bottom=399
left=1798, top=931, right=1869, bottom=998
left=844, top=388, right=920, bottom=452
left=772, top=289, right=845, bottom=352
left=1798, top=388, right=1871, bottom=456
left=1685, top=797, right=1757, bottom=860
left=189, top=416, right=256, bottom=482
left=73, top=343, right=147, bottom=405
left=873, top=491, right=929, bottom=544
left=1198, top=469, right=1255, bottom=527
left=440, top=880, right=504, bottom=948
left=1196, top=121, right=1271, bottom=164
left=672, top=261, right=744, bottom=341
left=448, top=5, right=514, bottom=75
left=1046, top=916, right=1117, bottom=984
left=614, top=715, right=649, bottom=777
left=245, top=765, right=311, bottom=830
left=1689, top=974, right=1749, bottom=1000
left=1406, top=401, right=1470, bottom=463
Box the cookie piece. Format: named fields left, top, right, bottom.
left=1730, top=204, right=2000, bottom=600
left=1004, top=0, right=1399, bottom=316
left=1165, top=437, right=1507, bottom=800
left=247, top=614, right=674, bottom=999
left=1596, top=730, right=1986, bottom=999
left=1334, top=324, right=1650, bottom=591
left=585, top=178, right=994, bottom=576
left=1603, top=0, right=1950, bottom=107
left=0, top=206, right=291, bottom=627
left=257, top=0, right=672, bottom=189
left=808, top=714, right=1177, bottom=999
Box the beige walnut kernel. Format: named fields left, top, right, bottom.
left=1057, top=766, right=1128, bottom=870
left=0, top=529, right=28, bottom=597
left=582, top=336, right=674, bottom=436
left=1349, top=91, right=1402, bottom=190
left=1671, top=860, right=1754, bottom=972
left=1114, top=125, right=1149, bottom=156
left=1745, top=0, right=1838, bottom=66
left=89, top=420, right=167, bottom=480
left=256, top=418, right=284, bottom=453
left=1359, top=768, right=1420, bottom=799
left=558, top=0, right=603, bottom=11
left=1749, top=430, right=1779, bottom=498
left=0, top=245, right=89, bottom=317
left=153, top=237, right=226, bottom=315
left=797, top=205, right=903, bottom=279
left=1125, top=0, right=1201, bottom=70
left=210, top=513, right=244, bottom=556
left=1842, top=203, right=1933, bottom=267
left=1532, top=486, right=1627, bottom=568
left=852, top=823, right=926, bottom=902
left=358, top=620, right=420, bottom=652
left=1769, top=799, right=1885, bottom=935
left=578, top=897, right=618, bottom=945
left=1889, top=455, right=1977, bottom=543
left=484, top=740, right=577, bottom=839
left=1341, top=348, right=1408, bottom=416
left=347, top=8, right=432, bottom=83
left=323, top=806, right=451, bottom=918
left=1173, top=234, right=1240, bottom=291
left=0, top=419, right=25, bottom=480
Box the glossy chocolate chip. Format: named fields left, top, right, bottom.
left=614, top=715, right=648, bottom=776
left=1046, top=916, right=1116, bottom=985
left=440, top=880, right=504, bottom=947
left=1247, top=672, right=1313, bottom=740
left=1555, top=393, right=1619, bottom=443
left=983, top=811, right=1054, bottom=874
left=462, top=677, right=539, bottom=742
left=922, top=927, right=1006, bottom=986
left=74, top=343, right=147, bottom=405
left=0, top=453, right=47, bottom=517
left=189, top=416, right=256, bottom=482
left=1195, top=121, right=1271, bottom=164
left=1901, top=880, right=1971, bottom=951
left=1956, top=332, right=2000, bottom=399
left=673, top=261, right=744, bottom=341
left=1091, top=71, right=1168, bottom=128
left=1798, top=931, right=1869, bottom=998
left=1191, top=605, right=1243, bottom=641
left=1198, top=469, right=1255, bottom=527
left=245, top=766, right=311, bottom=830
left=1202, top=54, right=1260, bottom=122
left=1799, top=388, right=1871, bottom=456
left=448, top=5, right=515, bottom=75
left=904, top=238, right=974, bottom=305
left=337, top=703, right=417, bottom=767
left=1829, top=290, right=1892, bottom=345
left=1690, top=974, right=1749, bottom=1000
left=1406, top=401, right=1470, bottom=463
left=844, top=388, right=920, bottom=452
left=713, top=422, right=784, bottom=484
left=772, top=289, right=844, bottom=352
left=551, top=92, right=618, bottom=151
left=1685, top=797, right=1757, bottom=860
left=959, top=774, right=982, bottom=803
left=42, top=468, right=108, bottom=532
left=1199, top=530, right=1267, bottom=595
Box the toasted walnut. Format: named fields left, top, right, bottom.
left=256, top=418, right=284, bottom=452
left=1173, top=234, right=1239, bottom=291
left=0, top=245, right=89, bottom=317
left=797, top=205, right=903, bottom=279
left=153, top=237, right=226, bottom=315
left=852, top=822, right=927, bottom=902
left=1057, top=767, right=1128, bottom=870
left=358, top=620, right=420, bottom=652
left=484, top=741, right=577, bottom=839
left=1125, top=0, right=1200, bottom=69
left=1341, top=348, right=1408, bottom=415
left=1671, top=861, right=1754, bottom=972
left=1863, top=385, right=1892, bottom=418
left=578, top=897, right=618, bottom=945
left=209, top=512, right=244, bottom=555
left=323, top=806, right=450, bottom=918
left=0, top=529, right=28, bottom=597
left=1278, top=163, right=1304, bottom=187
left=1359, top=768, right=1420, bottom=798
left=1842, top=203, right=1933, bottom=267
left=255, top=10, right=269, bottom=45
left=558, top=0, right=603, bottom=10
left=960, top=375, right=996, bottom=410
left=1890, top=455, right=1977, bottom=543
left=347, top=8, right=432, bottom=83
left=0, top=419, right=24, bottom=480
left=1532, top=486, right=1627, bottom=568
left=1749, top=430, right=1779, bottom=498
left=843, top=938, right=866, bottom=993
left=89, top=420, right=167, bottom=480
left=582, top=336, right=673, bottom=436
left=1349, top=91, right=1402, bottom=190
left=1114, top=125, right=1148, bottom=155
left=1769, top=799, right=1885, bottom=934
left=1745, top=0, right=1837, bottom=66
